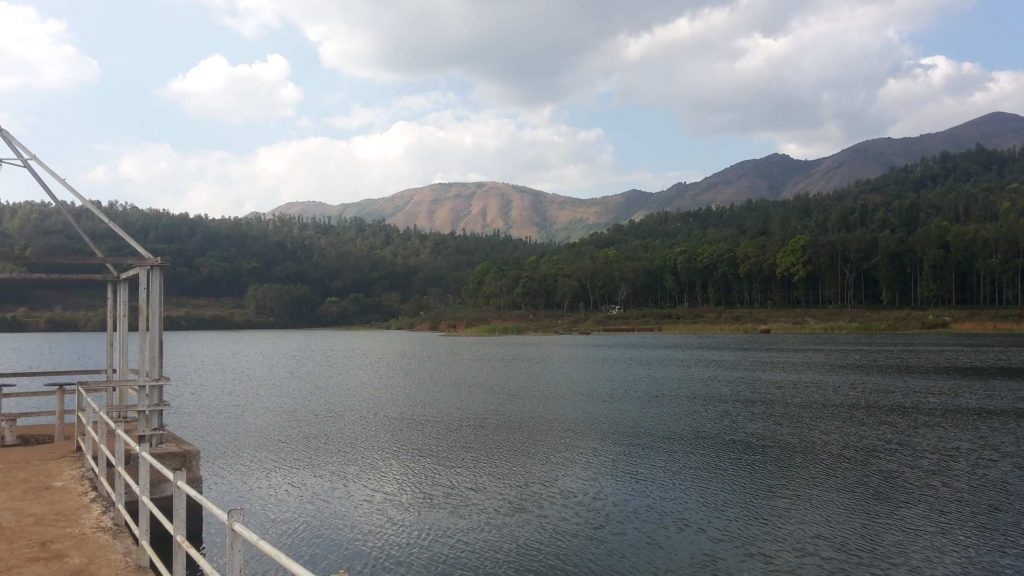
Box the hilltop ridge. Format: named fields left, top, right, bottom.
left=269, top=112, right=1024, bottom=241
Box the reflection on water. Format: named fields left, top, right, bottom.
left=3, top=331, right=1022, bottom=575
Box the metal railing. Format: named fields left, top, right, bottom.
left=0, top=369, right=104, bottom=446
left=75, top=383, right=316, bottom=576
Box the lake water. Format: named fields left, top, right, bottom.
left=2, top=331, right=1023, bottom=575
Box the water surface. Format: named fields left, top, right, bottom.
left=2, top=331, right=1022, bottom=575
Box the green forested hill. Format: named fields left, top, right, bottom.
left=515, top=145, right=1024, bottom=311
left=2, top=146, right=1023, bottom=329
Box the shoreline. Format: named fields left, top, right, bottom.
left=397, top=307, right=1024, bottom=336
left=3, top=307, right=1023, bottom=335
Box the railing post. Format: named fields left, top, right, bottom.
left=138, top=269, right=150, bottom=441
left=148, top=266, right=164, bottom=445
left=106, top=281, right=115, bottom=411
left=172, top=469, right=186, bottom=576
left=114, top=422, right=125, bottom=527
left=227, top=508, right=245, bottom=576
left=84, top=397, right=94, bottom=460
left=74, top=385, right=81, bottom=451
left=117, top=278, right=129, bottom=417
left=137, top=443, right=151, bottom=568
left=54, top=385, right=66, bottom=442
left=97, top=411, right=107, bottom=482
left=0, top=384, right=14, bottom=447
left=1, top=417, right=16, bottom=447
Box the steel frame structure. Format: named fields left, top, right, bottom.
left=0, top=123, right=167, bottom=445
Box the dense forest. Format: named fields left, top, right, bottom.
left=470, top=145, right=1024, bottom=312
left=1, top=146, right=1023, bottom=329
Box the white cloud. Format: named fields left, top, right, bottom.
left=327, top=91, right=457, bottom=131
left=608, top=0, right=958, bottom=156
left=85, top=110, right=616, bottom=215
left=0, top=2, right=99, bottom=93
left=196, top=0, right=684, bottom=102
left=872, top=56, right=1024, bottom=139
left=196, top=0, right=1024, bottom=158
left=199, top=0, right=283, bottom=38
left=160, top=53, right=303, bottom=122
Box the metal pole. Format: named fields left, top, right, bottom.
left=107, top=282, right=115, bottom=411
left=138, top=270, right=150, bottom=438
left=149, top=267, right=164, bottom=441
left=117, top=279, right=129, bottom=413
left=84, top=398, right=94, bottom=460
left=0, top=128, right=118, bottom=274
left=172, top=469, right=187, bottom=576
left=97, top=411, right=107, bottom=483
left=114, top=423, right=125, bottom=527
left=74, top=386, right=81, bottom=451
left=227, top=508, right=245, bottom=576
left=138, top=443, right=151, bottom=568
left=0, top=127, right=153, bottom=258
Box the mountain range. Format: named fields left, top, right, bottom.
left=268, top=111, right=1024, bottom=242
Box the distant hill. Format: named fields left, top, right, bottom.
left=268, top=111, right=1024, bottom=241
left=272, top=182, right=653, bottom=242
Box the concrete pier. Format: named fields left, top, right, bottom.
left=1, top=423, right=205, bottom=575
left=0, top=425, right=148, bottom=576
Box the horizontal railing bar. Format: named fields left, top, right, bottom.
left=97, top=472, right=115, bottom=502
left=1, top=389, right=77, bottom=398
left=86, top=417, right=175, bottom=576
left=105, top=403, right=169, bottom=412
left=78, top=437, right=100, bottom=476
left=119, top=503, right=140, bottom=539
left=121, top=466, right=139, bottom=495
left=82, top=377, right=169, bottom=385
left=81, top=412, right=170, bottom=576
left=0, top=369, right=110, bottom=378
left=119, top=266, right=148, bottom=280
left=176, top=534, right=221, bottom=576
left=6, top=255, right=164, bottom=266
left=231, top=523, right=317, bottom=576
left=143, top=494, right=175, bottom=536
left=0, top=272, right=116, bottom=282
left=98, top=444, right=116, bottom=468
left=2, top=410, right=61, bottom=418
left=176, top=478, right=228, bottom=524
left=142, top=540, right=172, bottom=576
left=79, top=378, right=169, bottom=390
left=79, top=386, right=317, bottom=576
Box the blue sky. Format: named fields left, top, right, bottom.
left=1, top=0, right=1022, bottom=215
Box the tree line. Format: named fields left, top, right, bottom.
left=1, top=145, right=1022, bottom=327
left=467, top=146, right=1024, bottom=311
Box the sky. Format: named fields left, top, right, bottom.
left=1, top=0, right=1023, bottom=216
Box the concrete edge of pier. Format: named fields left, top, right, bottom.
left=0, top=424, right=150, bottom=576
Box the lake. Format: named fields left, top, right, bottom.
left=2, top=331, right=1023, bottom=574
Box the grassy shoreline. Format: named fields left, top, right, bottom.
left=393, top=307, right=1024, bottom=336
left=2, top=301, right=1023, bottom=334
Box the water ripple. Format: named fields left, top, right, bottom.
left=2, top=331, right=1022, bottom=575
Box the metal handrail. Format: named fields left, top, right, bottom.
left=0, top=384, right=77, bottom=445
left=76, top=384, right=317, bottom=576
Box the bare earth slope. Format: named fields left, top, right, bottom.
left=268, top=112, right=1024, bottom=241
left=273, top=182, right=652, bottom=242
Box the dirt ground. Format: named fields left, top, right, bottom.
left=0, top=425, right=149, bottom=576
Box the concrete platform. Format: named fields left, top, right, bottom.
left=0, top=425, right=149, bottom=576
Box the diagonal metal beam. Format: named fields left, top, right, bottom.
left=0, top=127, right=154, bottom=259
left=0, top=128, right=118, bottom=275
